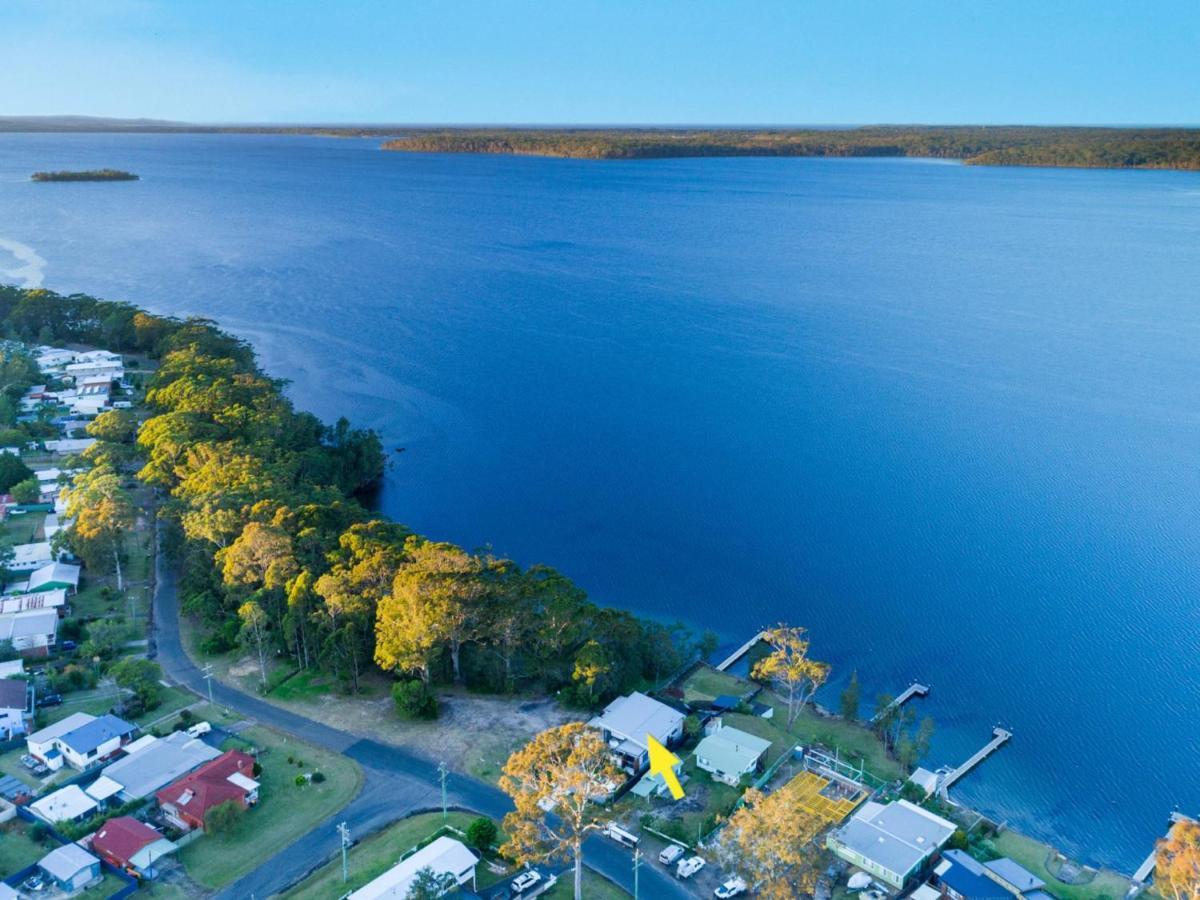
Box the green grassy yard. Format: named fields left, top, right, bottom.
left=543, top=869, right=631, bottom=898
left=989, top=830, right=1132, bottom=900
left=0, top=510, right=46, bottom=544
left=0, top=820, right=52, bottom=878
left=281, top=811, right=491, bottom=900
left=177, top=725, right=362, bottom=889
left=680, top=665, right=750, bottom=705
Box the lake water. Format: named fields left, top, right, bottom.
left=2, top=133, right=1198, bottom=871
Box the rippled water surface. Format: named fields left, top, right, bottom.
left=3, top=133, right=1199, bottom=870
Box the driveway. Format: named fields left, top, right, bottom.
left=151, top=521, right=694, bottom=899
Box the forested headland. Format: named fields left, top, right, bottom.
left=381, top=126, right=1200, bottom=170
left=31, top=169, right=139, bottom=181
left=0, top=285, right=711, bottom=718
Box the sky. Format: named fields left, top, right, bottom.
left=3, top=0, right=1198, bottom=125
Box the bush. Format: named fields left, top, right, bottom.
left=392, top=679, right=438, bottom=720
left=29, top=822, right=49, bottom=844
left=205, top=799, right=244, bottom=834
left=948, top=828, right=969, bottom=851
left=178, top=708, right=194, bottom=725
left=311, top=771, right=326, bottom=783
left=252, top=761, right=263, bottom=777
left=466, top=817, right=498, bottom=850
left=295, top=774, right=307, bottom=786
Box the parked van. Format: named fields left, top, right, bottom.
left=602, top=823, right=639, bottom=848
left=676, top=856, right=706, bottom=879
left=186, top=721, right=212, bottom=738
left=659, top=843, right=686, bottom=866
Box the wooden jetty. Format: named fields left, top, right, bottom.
left=938, top=726, right=1012, bottom=799
left=1132, top=811, right=1197, bottom=884
left=716, top=631, right=767, bottom=672
left=870, top=682, right=930, bottom=722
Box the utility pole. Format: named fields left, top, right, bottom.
left=632, top=847, right=642, bottom=900
left=437, top=761, right=449, bottom=822
left=337, top=822, right=351, bottom=883
left=201, top=663, right=214, bottom=705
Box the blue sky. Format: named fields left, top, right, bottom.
left=5, top=0, right=1197, bottom=125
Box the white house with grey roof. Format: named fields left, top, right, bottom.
left=38, top=842, right=101, bottom=893
left=826, top=798, right=956, bottom=889
left=587, top=691, right=685, bottom=775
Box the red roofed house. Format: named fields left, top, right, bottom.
left=90, top=816, right=177, bottom=878
left=155, top=750, right=259, bottom=832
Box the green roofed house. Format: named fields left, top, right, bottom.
left=827, top=799, right=956, bottom=889
left=695, top=720, right=772, bottom=786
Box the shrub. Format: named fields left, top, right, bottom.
left=205, top=799, right=244, bottom=834
left=392, top=679, right=438, bottom=720
left=29, top=822, right=49, bottom=843
left=948, top=828, right=969, bottom=851
left=252, top=761, right=263, bottom=777
left=295, top=774, right=308, bottom=786
left=466, top=817, right=498, bottom=850
left=311, top=771, right=326, bottom=783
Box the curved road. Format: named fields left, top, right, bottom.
left=151, top=523, right=693, bottom=899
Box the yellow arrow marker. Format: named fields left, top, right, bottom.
left=646, top=734, right=684, bottom=800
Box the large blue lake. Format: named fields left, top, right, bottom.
left=2, top=133, right=1198, bottom=871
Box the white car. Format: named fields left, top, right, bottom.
left=659, top=843, right=686, bottom=865
left=510, top=870, right=542, bottom=893
left=186, top=721, right=212, bottom=737
left=676, top=856, right=706, bottom=879
left=715, top=876, right=748, bottom=898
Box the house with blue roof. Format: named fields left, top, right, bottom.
left=934, top=850, right=1011, bottom=899
left=55, top=713, right=136, bottom=770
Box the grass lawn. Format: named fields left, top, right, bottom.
left=725, top=702, right=902, bottom=783
left=680, top=665, right=752, bottom=705
left=989, top=830, right=1132, bottom=900
left=268, top=668, right=340, bottom=703
left=0, top=820, right=52, bottom=878
left=0, top=510, right=46, bottom=545
left=281, top=810, right=498, bottom=900
left=82, top=872, right=127, bottom=896
left=41, top=689, right=116, bottom=725
left=177, top=724, right=363, bottom=890
left=543, top=869, right=631, bottom=899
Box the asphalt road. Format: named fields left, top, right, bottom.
left=151, top=521, right=695, bottom=899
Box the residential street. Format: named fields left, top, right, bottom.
left=151, top=521, right=695, bottom=899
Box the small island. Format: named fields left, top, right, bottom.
left=31, top=168, right=139, bottom=182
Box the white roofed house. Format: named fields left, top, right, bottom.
left=31, top=784, right=99, bottom=825
left=0, top=608, right=59, bottom=656
left=0, top=588, right=68, bottom=616
left=9, top=541, right=57, bottom=572
left=36, top=347, right=77, bottom=372
left=587, top=691, right=686, bottom=775
left=37, top=843, right=101, bottom=893
left=70, top=379, right=113, bottom=415
left=65, top=351, right=124, bottom=383
left=348, top=836, right=479, bottom=900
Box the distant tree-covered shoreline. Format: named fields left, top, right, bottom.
left=381, top=126, right=1200, bottom=170
left=31, top=169, right=139, bottom=182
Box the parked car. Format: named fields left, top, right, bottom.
left=510, top=870, right=542, bottom=894
left=715, top=876, right=748, bottom=898
left=186, top=721, right=212, bottom=737
left=659, top=843, right=686, bottom=866
left=37, top=693, right=63, bottom=708
left=677, top=856, right=706, bottom=879
left=60, top=640, right=77, bottom=651
left=19, top=754, right=38, bottom=769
